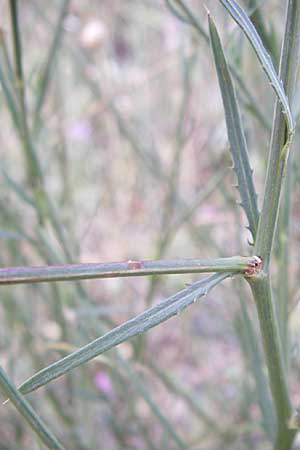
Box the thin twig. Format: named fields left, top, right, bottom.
left=0, top=256, right=261, bottom=285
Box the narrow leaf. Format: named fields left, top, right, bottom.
left=218, top=0, right=294, bottom=138
left=18, top=273, right=229, bottom=395
left=208, top=15, right=259, bottom=238
left=0, top=367, right=65, bottom=450
left=168, top=0, right=271, bottom=131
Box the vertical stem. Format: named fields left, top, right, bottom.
left=248, top=275, right=295, bottom=449
left=251, top=1, right=300, bottom=447
left=275, top=156, right=292, bottom=361
left=254, top=0, right=300, bottom=270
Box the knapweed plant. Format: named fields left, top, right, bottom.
left=1, top=0, right=300, bottom=449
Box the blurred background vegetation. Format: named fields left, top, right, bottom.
left=1, top=0, right=300, bottom=449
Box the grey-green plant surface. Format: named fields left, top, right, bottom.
left=1, top=1, right=300, bottom=449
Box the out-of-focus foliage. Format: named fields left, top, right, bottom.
left=1, top=1, right=300, bottom=449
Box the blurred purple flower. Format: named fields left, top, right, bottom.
left=67, top=119, right=92, bottom=142
left=94, top=370, right=113, bottom=395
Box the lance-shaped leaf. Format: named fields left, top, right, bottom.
left=167, top=0, right=271, bottom=131
left=208, top=15, right=259, bottom=239
left=0, top=367, right=65, bottom=450
left=218, top=0, right=294, bottom=139
left=18, top=273, right=229, bottom=396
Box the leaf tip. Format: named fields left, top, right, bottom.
left=204, top=3, right=211, bottom=17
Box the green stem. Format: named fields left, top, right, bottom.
left=0, top=255, right=259, bottom=285
left=250, top=1, right=300, bottom=447
left=275, top=155, right=292, bottom=361
left=248, top=275, right=296, bottom=449
left=254, top=0, right=300, bottom=270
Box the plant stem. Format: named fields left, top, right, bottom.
left=254, top=0, right=300, bottom=270
left=0, top=256, right=259, bottom=285
left=249, top=1, right=300, bottom=448
left=275, top=155, right=292, bottom=361
left=248, top=275, right=296, bottom=450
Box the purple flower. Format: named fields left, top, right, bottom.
left=94, top=370, right=113, bottom=396
left=67, top=119, right=92, bottom=142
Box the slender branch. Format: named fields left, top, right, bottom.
left=9, top=0, right=43, bottom=186
left=0, top=256, right=261, bottom=285
left=33, top=0, right=70, bottom=133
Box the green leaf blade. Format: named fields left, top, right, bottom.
left=219, top=0, right=294, bottom=138
left=19, top=273, right=229, bottom=396
left=208, top=15, right=259, bottom=239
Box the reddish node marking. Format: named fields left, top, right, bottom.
left=127, top=260, right=143, bottom=270
left=244, top=256, right=262, bottom=276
